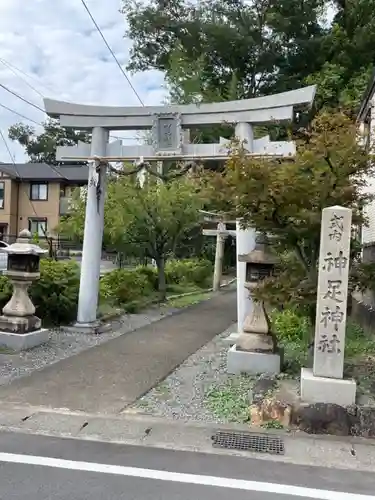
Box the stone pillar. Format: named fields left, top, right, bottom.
left=213, top=222, right=226, bottom=292
left=234, top=121, right=256, bottom=333
left=76, top=127, right=109, bottom=327
left=236, top=220, right=256, bottom=334
left=301, top=205, right=356, bottom=406
left=235, top=122, right=254, bottom=151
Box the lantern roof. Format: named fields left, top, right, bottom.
left=3, top=230, right=48, bottom=256
left=238, top=237, right=277, bottom=265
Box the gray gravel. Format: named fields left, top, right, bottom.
left=0, top=306, right=178, bottom=386
left=131, top=324, right=240, bottom=423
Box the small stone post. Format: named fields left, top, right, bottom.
left=0, top=229, right=49, bottom=351
left=301, top=205, right=356, bottom=406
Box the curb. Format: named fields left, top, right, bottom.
left=1, top=404, right=375, bottom=448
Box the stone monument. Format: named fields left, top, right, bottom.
left=227, top=234, right=280, bottom=375
left=0, top=229, right=49, bottom=351
left=300, top=206, right=356, bottom=406
left=44, top=85, right=316, bottom=331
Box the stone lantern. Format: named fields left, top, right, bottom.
left=227, top=234, right=281, bottom=375
left=0, top=229, right=49, bottom=351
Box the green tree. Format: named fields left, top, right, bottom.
left=8, top=119, right=89, bottom=165
left=123, top=0, right=326, bottom=100
left=58, top=175, right=204, bottom=299
left=204, top=111, right=375, bottom=327
left=307, top=1, right=375, bottom=111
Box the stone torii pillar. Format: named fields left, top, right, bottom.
left=77, top=127, right=109, bottom=330
left=203, top=222, right=236, bottom=291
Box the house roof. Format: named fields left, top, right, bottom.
left=0, top=163, right=89, bottom=182
left=357, top=68, right=375, bottom=122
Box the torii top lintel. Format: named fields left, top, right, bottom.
left=43, top=85, right=316, bottom=131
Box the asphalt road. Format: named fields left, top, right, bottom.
left=0, top=432, right=374, bottom=499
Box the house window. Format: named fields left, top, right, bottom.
left=0, top=182, right=4, bottom=209
left=28, top=218, right=47, bottom=237
left=30, top=183, right=48, bottom=201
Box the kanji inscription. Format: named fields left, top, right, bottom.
left=153, top=114, right=181, bottom=153
left=313, top=206, right=352, bottom=379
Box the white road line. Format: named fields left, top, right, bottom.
left=0, top=452, right=373, bottom=500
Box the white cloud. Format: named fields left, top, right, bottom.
left=0, top=0, right=168, bottom=162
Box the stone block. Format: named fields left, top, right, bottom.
left=250, top=397, right=292, bottom=427
left=227, top=344, right=281, bottom=375
left=300, top=367, right=356, bottom=406
left=0, top=315, right=41, bottom=334
left=61, top=322, right=111, bottom=335
left=0, top=328, right=49, bottom=352
left=292, top=401, right=355, bottom=436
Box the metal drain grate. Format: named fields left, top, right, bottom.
left=211, top=430, right=285, bottom=455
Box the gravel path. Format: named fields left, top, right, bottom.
left=130, top=324, right=239, bottom=423
left=0, top=306, right=178, bottom=386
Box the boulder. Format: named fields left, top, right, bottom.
left=292, top=402, right=355, bottom=436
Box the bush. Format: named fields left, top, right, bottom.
left=0, top=275, right=12, bottom=311
left=134, top=265, right=158, bottom=290
left=270, top=308, right=310, bottom=343
left=31, top=259, right=80, bottom=325
left=100, top=268, right=152, bottom=305
left=165, top=258, right=213, bottom=287
left=0, top=259, right=80, bottom=326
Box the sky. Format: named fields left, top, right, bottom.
left=0, top=0, right=168, bottom=163
left=0, top=1, right=336, bottom=164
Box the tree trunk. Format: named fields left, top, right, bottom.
left=156, top=257, right=167, bottom=301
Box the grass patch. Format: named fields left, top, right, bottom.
left=167, top=291, right=212, bottom=309
left=275, top=314, right=375, bottom=395
left=97, top=302, right=124, bottom=321
left=261, top=420, right=284, bottom=430
left=0, top=346, right=17, bottom=355
left=205, top=375, right=253, bottom=423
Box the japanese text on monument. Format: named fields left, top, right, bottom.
left=313, top=206, right=352, bottom=379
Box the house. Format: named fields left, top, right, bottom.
left=0, top=162, right=88, bottom=239
left=357, top=69, right=375, bottom=261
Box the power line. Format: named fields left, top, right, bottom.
left=0, top=129, right=15, bottom=163
left=0, top=102, right=43, bottom=126
left=0, top=128, right=50, bottom=226
left=0, top=58, right=45, bottom=99
left=0, top=83, right=45, bottom=113
left=79, top=0, right=144, bottom=106
left=0, top=57, right=56, bottom=95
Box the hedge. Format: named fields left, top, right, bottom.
left=0, top=257, right=213, bottom=325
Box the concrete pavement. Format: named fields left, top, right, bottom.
left=0, top=291, right=236, bottom=413
left=0, top=432, right=373, bottom=499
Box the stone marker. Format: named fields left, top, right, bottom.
left=301, top=206, right=356, bottom=406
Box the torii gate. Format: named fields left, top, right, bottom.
left=201, top=210, right=236, bottom=291
left=44, top=85, right=316, bottom=331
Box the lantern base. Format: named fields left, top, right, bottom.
left=227, top=344, right=282, bottom=375
left=0, top=314, right=41, bottom=334
left=0, top=328, right=49, bottom=352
